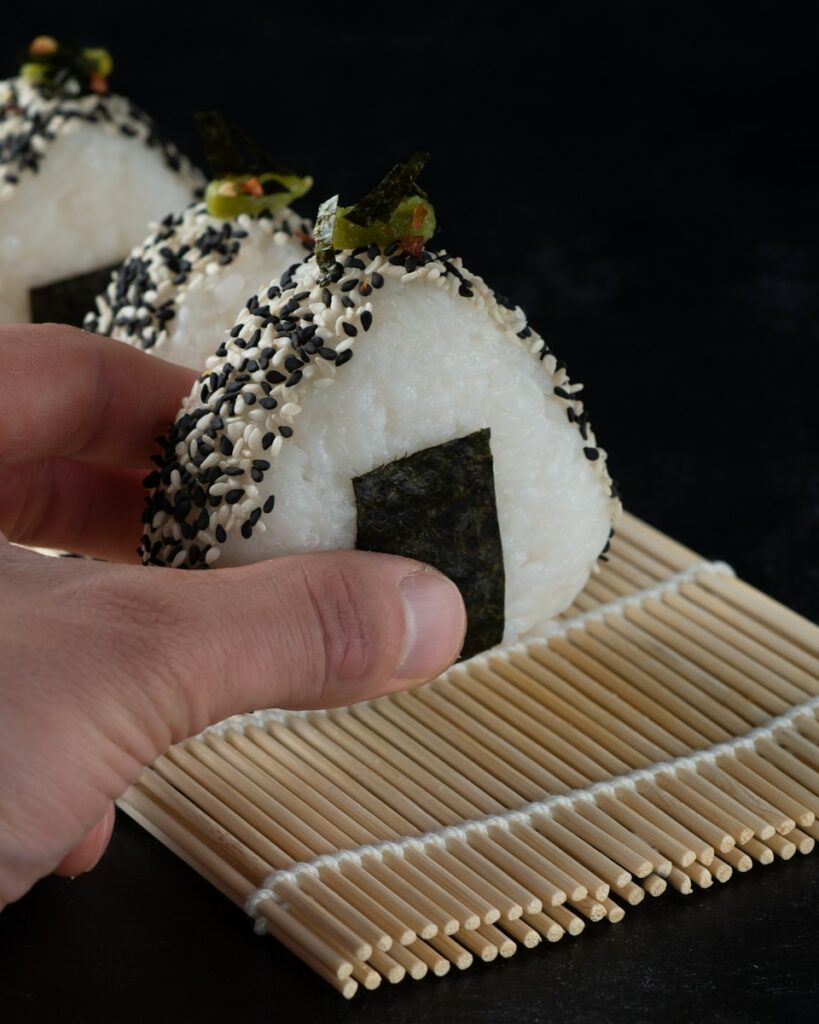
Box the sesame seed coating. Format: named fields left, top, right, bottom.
left=140, top=244, right=618, bottom=568
left=83, top=200, right=312, bottom=357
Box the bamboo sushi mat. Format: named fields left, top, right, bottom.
left=118, top=512, right=819, bottom=998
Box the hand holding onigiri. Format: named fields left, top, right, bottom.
left=140, top=156, right=620, bottom=658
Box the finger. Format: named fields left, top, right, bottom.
left=0, top=323, right=196, bottom=468
left=53, top=803, right=116, bottom=878
left=60, top=550, right=467, bottom=748
left=0, top=458, right=146, bottom=562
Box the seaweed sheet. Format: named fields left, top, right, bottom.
left=30, top=262, right=119, bottom=327
left=353, top=428, right=505, bottom=661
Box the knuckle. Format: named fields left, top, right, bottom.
left=299, top=562, right=382, bottom=696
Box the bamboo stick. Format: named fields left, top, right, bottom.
left=642, top=874, right=667, bottom=897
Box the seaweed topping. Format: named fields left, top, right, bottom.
left=314, top=153, right=436, bottom=280
left=196, top=112, right=312, bottom=220
left=20, top=37, right=112, bottom=96
left=138, top=241, right=618, bottom=571
left=354, top=429, right=505, bottom=660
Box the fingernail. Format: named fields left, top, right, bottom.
left=397, top=570, right=466, bottom=681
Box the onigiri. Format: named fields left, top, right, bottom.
left=0, top=37, right=202, bottom=325
left=140, top=157, right=620, bottom=654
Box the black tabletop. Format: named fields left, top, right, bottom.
left=2, top=2, right=818, bottom=1021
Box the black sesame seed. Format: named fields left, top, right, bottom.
left=583, top=447, right=600, bottom=461
left=360, top=310, right=373, bottom=332
left=241, top=521, right=253, bottom=539
left=340, top=278, right=358, bottom=292
left=260, top=397, right=277, bottom=410
left=318, top=347, right=337, bottom=361
left=285, top=370, right=303, bottom=387
left=335, top=349, right=353, bottom=367
left=279, top=425, right=293, bottom=438
left=371, top=272, right=384, bottom=289
left=225, top=489, right=244, bottom=504
left=215, top=524, right=227, bottom=543
left=263, top=495, right=276, bottom=513
left=262, top=432, right=276, bottom=449
left=341, top=322, right=358, bottom=337
left=219, top=436, right=233, bottom=456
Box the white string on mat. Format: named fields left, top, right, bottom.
left=204, top=559, right=735, bottom=740
left=245, top=690, right=819, bottom=929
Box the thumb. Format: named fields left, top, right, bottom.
left=95, top=550, right=467, bottom=746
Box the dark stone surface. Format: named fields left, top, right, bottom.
left=1, top=1, right=817, bottom=1021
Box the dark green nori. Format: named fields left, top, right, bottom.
left=314, top=194, right=340, bottom=281
left=30, top=263, right=119, bottom=327
left=345, top=152, right=430, bottom=228
left=194, top=111, right=294, bottom=179
left=353, top=428, right=505, bottom=661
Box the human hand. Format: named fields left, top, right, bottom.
left=0, top=324, right=466, bottom=908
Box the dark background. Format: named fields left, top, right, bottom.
left=1, top=1, right=818, bottom=1021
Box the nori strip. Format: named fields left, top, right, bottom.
left=194, top=111, right=295, bottom=179
left=30, top=262, right=119, bottom=327
left=345, top=152, right=430, bottom=228
left=353, top=428, right=505, bottom=661
left=314, top=194, right=340, bottom=281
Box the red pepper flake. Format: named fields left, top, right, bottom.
left=411, top=203, right=426, bottom=230
left=293, top=229, right=315, bottom=245
left=240, top=176, right=264, bottom=197
left=89, top=71, right=109, bottom=94
left=30, top=36, right=58, bottom=57
left=401, top=235, right=425, bottom=258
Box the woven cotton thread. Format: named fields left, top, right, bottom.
left=245, top=691, right=819, bottom=925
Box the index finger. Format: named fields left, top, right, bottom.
left=0, top=324, right=198, bottom=468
